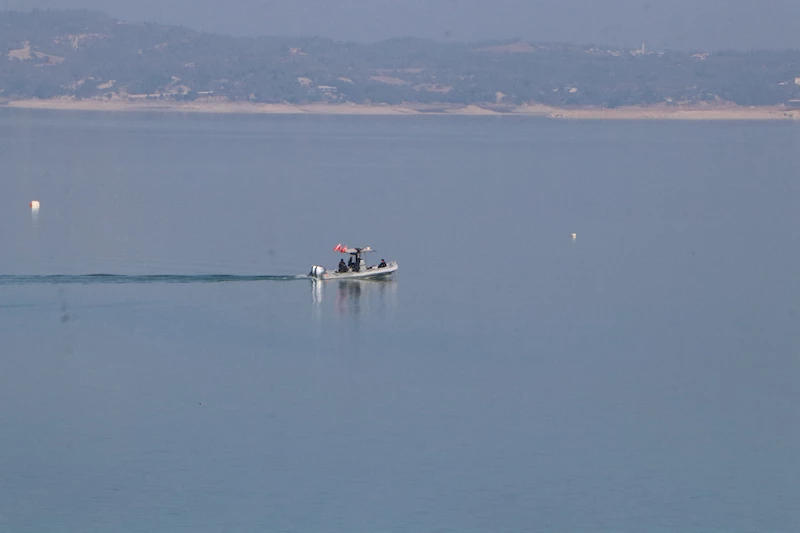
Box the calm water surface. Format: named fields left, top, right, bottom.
left=1, top=110, right=799, bottom=532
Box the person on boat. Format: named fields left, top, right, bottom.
left=378, top=259, right=387, bottom=268
left=347, top=256, right=355, bottom=270
left=338, top=258, right=348, bottom=273
left=350, top=253, right=361, bottom=272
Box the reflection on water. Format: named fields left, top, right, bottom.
left=338, top=281, right=363, bottom=314
left=30, top=205, right=40, bottom=228
left=336, top=279, right=397, bottom=315
left=310, top=279, right=323, bottom=322
left=311, top=279, right=323, bottom=304
left=311, top=279, right=398, bottom=316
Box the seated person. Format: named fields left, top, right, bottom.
left=378, top=258, right=387, bottom=268
left=338, top=258, right=348, bottom=273
left=348, top=256, right=355, bottom=270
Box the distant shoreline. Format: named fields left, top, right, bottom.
left=4, top=97, right=800, bottom=120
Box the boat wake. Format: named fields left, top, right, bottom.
left=0, top=274, right=308, bottom=286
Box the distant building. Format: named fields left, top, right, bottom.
left=315, top=85, right=339, bottom=102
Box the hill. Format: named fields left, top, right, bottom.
left=2, top=9, right=800, bottom=108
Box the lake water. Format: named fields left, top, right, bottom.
left=1, top=109, right=799, bottom=533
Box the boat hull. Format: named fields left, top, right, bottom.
left=310, top=261, right=398, bottom=280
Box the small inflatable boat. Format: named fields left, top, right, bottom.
left=309, top=244, right=398, bottom=280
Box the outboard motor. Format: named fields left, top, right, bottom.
left=309, top=265, right=326, bottom=278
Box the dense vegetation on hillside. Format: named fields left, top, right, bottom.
left=2, top=9, right=800, bottom=107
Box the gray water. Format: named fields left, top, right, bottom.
left=1, top=110, right=799, bottom=533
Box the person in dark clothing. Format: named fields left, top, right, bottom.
left=378, top=259, right=387, bottom=268
left=338, top=258, right=348, bottom=273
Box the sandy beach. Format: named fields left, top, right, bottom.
left=4, top=97, right=800, bottom=120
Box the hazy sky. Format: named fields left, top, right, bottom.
left=5, top=0, right=800, bottom=50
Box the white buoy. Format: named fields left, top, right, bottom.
left=570, top=232, right=577, bottom=240
left=30, top=200, right=40, bottom=227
